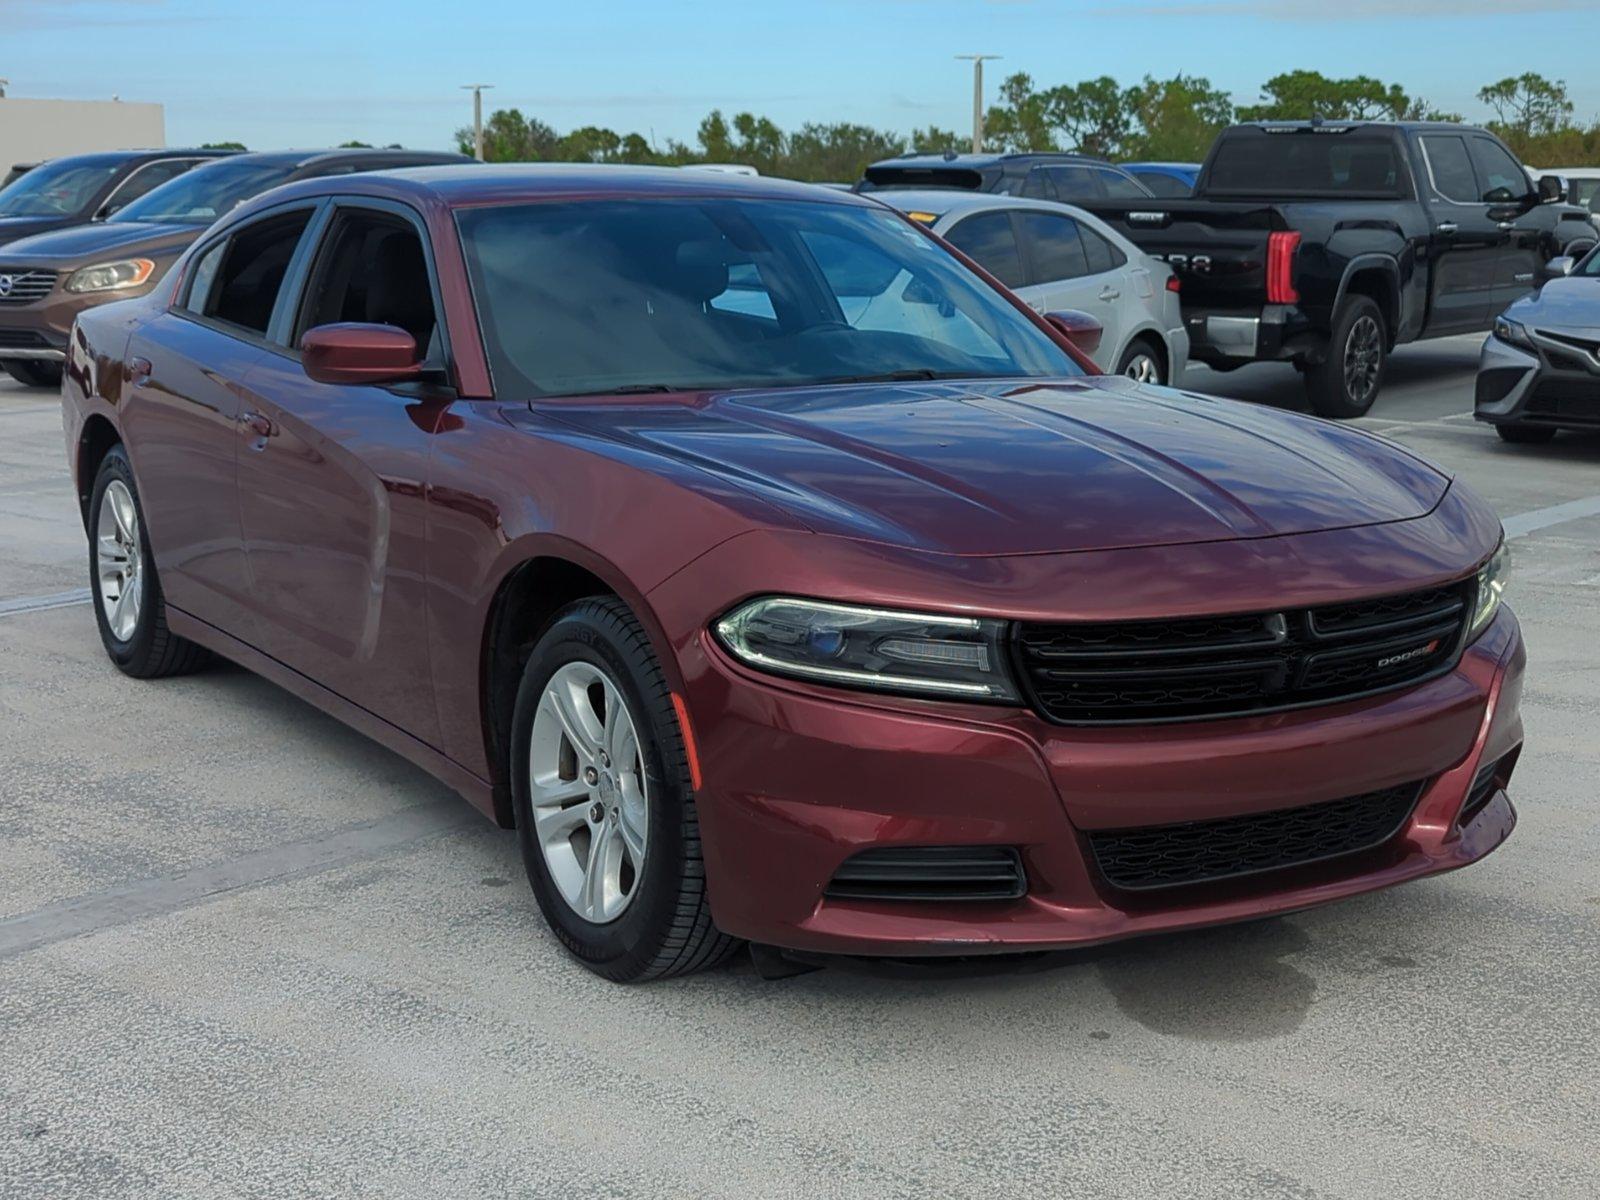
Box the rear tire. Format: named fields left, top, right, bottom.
left=1304, top=296, right=1386, bottom=419
left=1115, top=337, right=1166, bottom=385
left=2, top=359, right=62, bottom=389
left=510, top=596, right=740, bottom=982
left=88, top=445, right=211, bottom=678
left=1495, top=422, right=1558, bottom=445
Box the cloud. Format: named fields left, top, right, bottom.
left=1095, top=0, right=1598, bottom=17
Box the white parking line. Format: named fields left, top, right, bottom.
left=1, top=492, right=1596, bottom=621
left=0, top=587, right=91, bottom=617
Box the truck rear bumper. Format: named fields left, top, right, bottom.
left=1187, top=305, right=1319, bottom=366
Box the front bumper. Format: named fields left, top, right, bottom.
left=0, top=270, right=158, bottom=363
left=654, top=503, right=1520, bottom=959
left=1475, top=328, right=1600, bottom=431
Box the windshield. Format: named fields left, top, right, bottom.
left=111, top=160, right=294, bottom=224
left=456, top=198, right=1082, bottom=397
left=1206, top=133, right=1408, bottom=198
left=0, top=158, right=119, bottom=217
left=1578, top=244, right=1600, bottom=277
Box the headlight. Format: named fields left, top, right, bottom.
left=1492, top=316, right=1533, bottom=351
left=65, top=258, right=157, bottom=294
left=714, top=597, right=1020, bottom=702
left=1467, top=540, right=1509, bottom=641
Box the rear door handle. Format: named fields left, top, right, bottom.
left=1496, top=221, right=1515, bottom=231
left=1099, top=287, right=1121, bottom=302
left=241, top=410, right=275, bottom=439
left=1436, top=222, right=1459, bottom=235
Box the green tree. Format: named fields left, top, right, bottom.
left=983, top=72, right=1058, bottom=152
left=200, top=141, right=247, bottom=150
left=1042, top=75, right=1137, bottom=158
left=786, top=122, right=906, bottom=181
left=454, top=108, right=561, bottom=161
left=1478, top=74, right=1574, bottom=142
left=908, top=126, right=965, bottom=155
left=1125, top=74, right=1233, bottom=161
left=1239, top=70, right=1421, bottom=122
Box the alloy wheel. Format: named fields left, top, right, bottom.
left=96, top=480, right=143, bottom=642
left=1123, top=352, right=1162, bottom=384
left=527, top=661, right=650, bottom=924
left=1343, top=315, right=1382, bottom=407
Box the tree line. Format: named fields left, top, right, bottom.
left=444, top=70, right=1600, bottom=180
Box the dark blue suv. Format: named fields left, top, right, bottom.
left=858, top=152, right=1154, bottom=203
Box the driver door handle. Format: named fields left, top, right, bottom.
left=1436, top=222, right=1459, bottom=235
left=241, top=410, right=275, bottom=439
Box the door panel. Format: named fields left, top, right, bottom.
left=233, top=355, right=442, bottom=743
left=1469, top=137, right=1543, bottom=314
left=122, top=313, right=266, bottom=640
left=1416, top=133, right=1501, bottom=334
left=1014, top=210, right=1124, bottom=368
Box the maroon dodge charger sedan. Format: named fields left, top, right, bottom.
left=61, top=166, right=1523, bottom=982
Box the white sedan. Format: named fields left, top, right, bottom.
left=873, top=190, right=1188, bottom=385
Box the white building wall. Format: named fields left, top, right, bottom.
left=0, top=98, right=166, bottom=168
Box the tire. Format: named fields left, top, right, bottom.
left=510, top=596, right=740, bottom=982
left=1495, top=422, right=1558, bottom=445
left=87, top=445, right=211, bottom=679
left=1304, top=296, right=1387, bottom=419
left=2, top=359, right=63, bottom=389
left=1115, top=337, right=1166, bottom=385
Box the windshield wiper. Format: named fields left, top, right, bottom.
left=605, top=383, right=680, bottom=394
left=817, top=369, right=975, bottom=385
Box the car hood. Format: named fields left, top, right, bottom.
left=0, top=220, right=200, bottom=264
left=545, top=376, right=1450, bottom=556
left=1510, top=275, right=1600, bottom=334
left=0, top=215, right=77, bottom=248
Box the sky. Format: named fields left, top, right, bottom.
left=4, top=0, right=1600, bottom=152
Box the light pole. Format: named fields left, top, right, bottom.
left=460, top=83, right=495, bottom=161
left=954, top=55, right=1000, bottom=153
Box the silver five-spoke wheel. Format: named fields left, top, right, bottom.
left=96, top=479, right=143, bottom=642
left=528, top=661, right=649, bottom=924
left=1122, top=352, right=1162, bottom=384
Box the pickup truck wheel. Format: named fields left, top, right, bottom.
left=1305, top=297, right=1386, bottom=419
left=2, top=359, right=63, bottom=389
left=1495, top=423, right=1558, bottom=445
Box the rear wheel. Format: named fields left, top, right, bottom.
left=88, top=445, right=210, bottom=678
left=1115, top=337, right=1166, bottom=385
left=1495, top=422, right=1558, bottom=445
left=511, top=596, right=740, bottom=982
left=1304, top=296, right=1387, bottom=418
left=2, top=359, right=62, bottom=389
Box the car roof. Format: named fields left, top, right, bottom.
left=870, top=151, right=1114, bottom=170
left=870, top=189, right=1143, bottom=249
left=1232, top=120, right=1485, bottom=134
left=241, top=163, right=881, bottom=211
left=23, top=148, right=236, bottom=170
left=204, top=148, right=470, bottom=169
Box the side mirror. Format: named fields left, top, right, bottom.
left=302, top=322, right=422, bottom=386
left=1537, top=174, right=1568, bottom=204
left=1540, top=256, right=1577, bottom=281
left=1043, top=309, right=1104, bottom=357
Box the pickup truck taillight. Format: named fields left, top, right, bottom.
left=1266, top=231, right=1301, bottom=304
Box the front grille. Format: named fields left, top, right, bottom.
left=1525, top=378, right=1600, bottom=427
left=0, top=269, right=58, bottom=305
left=825, top=846, right=1026, bottom=902
left=1538, top=329, right=1600, bottom=365
left=1015, top=583, right=1473, bottom=724
left=0, top=329, right=51, bottom=351
left=1088, top=781, right=1422, bottom=891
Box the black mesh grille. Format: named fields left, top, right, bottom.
left=1015, top=583, right=1472, bottom=724
left=1088, top=781, right=1422, bottom=891
left=825, top=846, right=1026, bottom=902
left=1525, top=379, right=1600, bottom=427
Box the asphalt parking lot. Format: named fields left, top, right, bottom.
left=2, top=339, right=1597, bottom=1199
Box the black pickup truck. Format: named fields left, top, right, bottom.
left=1077, top=121, right=1599, bottom=417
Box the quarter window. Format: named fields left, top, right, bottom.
left=1420, top=136, right=1479, bottom=203
left=1082, top=226, right=1126, bottom=274
left=1015, top=211, right=1090, bottom=283
left=1043, top=165, right=1100, bottom=201
left=944, top=211, right=1026, bottom=288
left=1094, top=167, right=1148, bottom=199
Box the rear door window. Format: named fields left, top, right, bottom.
left=1014, top=211, right=1090, bottom=284
left=944, top=211, right=1026, bottom=288
left=186, top=209, right=314, bottom=338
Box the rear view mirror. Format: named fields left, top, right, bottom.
left=1043, top=309, right=1104, bottom=357
left=302, top=322, right=422, bottom=386
left=1537, top=174, right=1568, bottom=204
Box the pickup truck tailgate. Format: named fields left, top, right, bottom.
left=1084, top=200, right=1282, bottom=308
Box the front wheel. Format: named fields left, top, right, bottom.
left=511, top=596, right=740, bottom=982
left=1304, top=296, right=1387, bottom=418
left=1115, top=338, right=1166, bottom=385
left=2, top=359, right=63, bottom=389
left=88, top=445, right=210, bottom=678
left=1495, top=422, right=1558, bottom=445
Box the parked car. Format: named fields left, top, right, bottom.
left=1121, top=161, right=1201, bottom=197
left=1476, top=241, right=1600, bottom=441
left=62, top=165, right=1523, bottom=982
left=0, top=148, right=235, bottom=249
left=875, top=189, right=1188, bottom=383
left=1540, top=167, right=1600, bottom=224
left=858, top=151, right=1155, bottom=203
left=0, top=147, right=469, bottom=387
left=1072, top=120, right=1600, bottom=417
